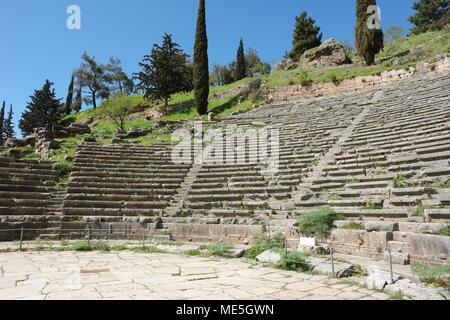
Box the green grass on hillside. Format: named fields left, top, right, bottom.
left=53, top=27, right=450, bottom=154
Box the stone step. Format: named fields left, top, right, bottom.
left=67, top=187, right=176, bottom=196
left=0, top=207, right=48, bottom=215
left=65, top=193, right=172, bottom=202
left=63, top=200, right=168, bottom=209
left=62, top=207, right=164, bottom=217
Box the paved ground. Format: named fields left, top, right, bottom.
left=0, top=251, right=390, bottom=300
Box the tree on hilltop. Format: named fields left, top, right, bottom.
left=65, top=73, right=75, bottom=115
left=354, top=0, right=384, bottom=65
left=193, top=0, right=209, bottom=115
left=106, top=57, right=135, bottom=95
left=19, top=80, right=63, bottom=136
left=134, top=33, right=192, bottom=107
left=288, top=11, right=322, bottom=60
left=235, top=38, right=246, bottom=81
left=4, top=104, right=16, bottom=139
left=408, top=0, right=449, bottom=35
left=74, top=52, right=110, bottom=109
left=0, top=102, right=5, bottom=145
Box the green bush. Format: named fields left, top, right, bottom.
left=253, top=232, right=285, bottom=249
left=243, top=246, right=266, bottom=260
left=72, top=241, right=92, bottom=251
left=277, top=251, right=309, bottom=272
left=52, top=162, right=73, bottom=177
left=298, top=207, right=345, bottom=237
left=207, top=242, right=234, bottom=257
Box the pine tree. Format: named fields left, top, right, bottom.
left=0, top=101, right=5, bottom=145
left=4, top=104, right=15, bottom=139
left=65, top=73, right=75, bottom=115
left=193, top=0, right=209, bottom=115
left=134, top=33, right=192, bottom=107
left=74, top=52, right=110, bottom=109
left=354, top=0, right=384, bottom=65
left=235, top=39, right=246, bottom=81
left=288, top=11, right=323, bottom=60
left=18, top=80, right=63, bottom=136
left=408, top=0, right=449, bottom=35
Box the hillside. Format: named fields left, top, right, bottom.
left=3, top=26, right=450, bottom=166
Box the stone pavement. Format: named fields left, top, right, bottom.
left=0, top=251, right=390, bottom=300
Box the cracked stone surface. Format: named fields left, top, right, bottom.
left=0, top=251, right=388, bottom=300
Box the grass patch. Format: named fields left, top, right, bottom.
left=411, top=263, right=450, bottom=290
left=207, top=242, right=234, bottom=257
left=341, top=221, right=365, bottom=230
left=440, top=225, right=450, bottom=237
left=440, top=181, right=450, bottom=188
left=130, top=246, right=167, bottom=254
left=72, top=240, right=111, bottom=252
left=297, top=207, right=345, bottom=237
left=388, top=291, right=406, bottom=300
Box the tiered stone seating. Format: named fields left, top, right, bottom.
left=0, top=157, right=60, bottom=240
left=62, top=143, right=191, bottom=220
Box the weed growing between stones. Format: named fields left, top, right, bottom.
left=440, top=225, right=450, bottom=236
left=361, top=202, right=383, bottom=210
left=297, top=206, right=345, bottom=237
left=275, top=250, right=309, bottom=272
left=341, top=221, right=365, bottom=230
left=207, top=242, right=234, bottom=257
left=411, top=263, right=450, bottom=290
left=72, top=240, right=111, bottom=252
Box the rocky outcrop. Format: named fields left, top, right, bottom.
left=299, top=38, right=350, bottom=68
left=271, top=59, right=297, bottom=73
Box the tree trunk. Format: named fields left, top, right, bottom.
left=165, top=97, right=169, bottom=107
left=92, top=92, right=97, bottom=109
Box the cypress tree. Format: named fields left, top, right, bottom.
left=0, top=101, right=5, bottom=145
left=65, top=74, right=75, bottom=115
left=235, top=38, right=246, bottom=81
left=72, top=85, right=83, bottom=113
left=4, top=105, right=15, bottom=139
left=18, top=80, right=63, bottom=136
left=354, top=0, right=384, bottom=65
left=193, top=0, right=209, bottom=115
left=288, top=11, right=323, bottom=60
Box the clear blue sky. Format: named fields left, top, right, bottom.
left=1, top=0, right=416, bottom=137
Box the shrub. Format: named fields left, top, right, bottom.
left=243, top=246, right=266, bottom=260
left=277, top=251, right=309, bottom=272
left=253, top=232, right=285, bottom=250
left=100, top=93, right=137, bottom=131
left=298, top=207, right=345, bottom=237
left=207, top=242, right=233, bottom=257
left=72, top=241, right=92, bottom=251
left=242, top=78, right=262, bottom=101
left=52, top=162, right=73, bottom=177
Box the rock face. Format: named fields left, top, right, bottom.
left=299, top=38, right=350, bottom=68
left=271, top=59, right=297, bottom=73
